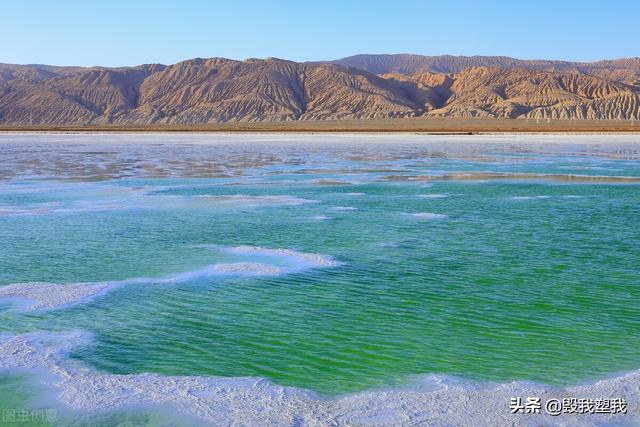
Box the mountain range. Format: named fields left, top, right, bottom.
left=1, top=54, right=639, bottom=124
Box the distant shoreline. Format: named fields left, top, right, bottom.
left=1, top=118, right=640, bottom=134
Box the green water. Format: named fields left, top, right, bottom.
left=1, top=134, right=640, bottom=398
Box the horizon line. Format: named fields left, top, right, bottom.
left=3, top=53, right=640, bottom=69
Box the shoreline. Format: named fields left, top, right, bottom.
left=1, top=118, right=640, bottom=134
left=1, top=330, right=637, bottom=426
left=2, top=131, right=640, bottom=141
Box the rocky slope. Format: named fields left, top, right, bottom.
left=329, top=54, right=640, bottom=85
left=398, top=67, right=640, bottom=119
left=0, top=58, right=422, bottom=125
left=1, top=55, right=639, bottom=124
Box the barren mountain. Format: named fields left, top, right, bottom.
left=0, top=55, right=639, bottom=124
left=329, top=54, right=640, bottom=85
left=0, top=58, right=422, bottom=124
left=398, top=67, right=640, bottom=119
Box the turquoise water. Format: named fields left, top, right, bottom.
left=1, top=134, right=639, bottom=411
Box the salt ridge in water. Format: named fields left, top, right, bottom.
left=408, top=212, right=448, bottom=220
left=0, top=246, right=339, bottom=311
left=511, top=195, right=551, bottom=200
left=417, top=194, right=448, bottom=199
left=190, top=194, right=317, bottom=206
left=0, top=181, right=319, bottom=217
left=0, top=331, right=636, bottom=427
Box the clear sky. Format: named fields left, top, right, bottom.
left=2, top=0, right=639, bottom=67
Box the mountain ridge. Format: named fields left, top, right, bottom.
left=327, top=54, right=640, bottom=84
left=1, top=55, right=639, bottom=124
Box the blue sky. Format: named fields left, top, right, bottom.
left=2, top=0, right=638, bottom=66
